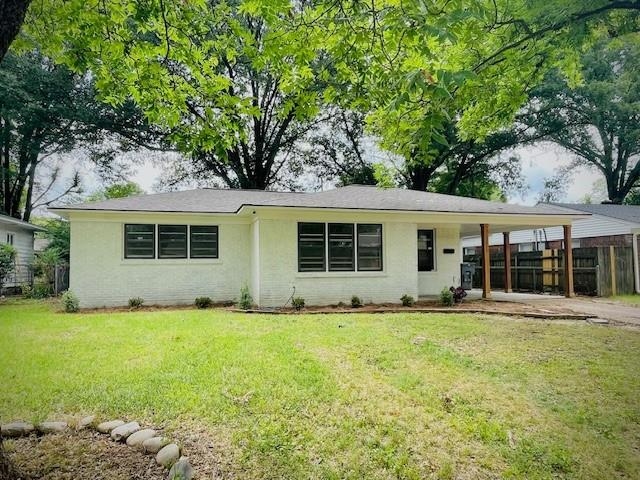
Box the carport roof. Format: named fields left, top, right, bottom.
left=51, top=185, right=584, bottom=217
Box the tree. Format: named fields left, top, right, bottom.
left=19, top=0, right=640, bottom=193
left=0, top=51, right=164, bottom=221
left=524, top=36, right=640, bottom=204
left=23, top=1, right=328, bottom=191
left=0, top=0, right=30, bottom=61
left=87, top=181, right=144, bottom=202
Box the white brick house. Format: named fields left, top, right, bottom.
left=50, top=186, right=585, bottom=308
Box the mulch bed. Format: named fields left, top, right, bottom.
left=2, top=431, right=166, bottom=480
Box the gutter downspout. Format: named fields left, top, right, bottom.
left=632, top=229, right=640, bottom=294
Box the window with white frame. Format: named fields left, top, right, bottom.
left=124, top=224, right=218, bottom=259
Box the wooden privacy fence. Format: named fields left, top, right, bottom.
left=463, top=246, right=635, bottom=296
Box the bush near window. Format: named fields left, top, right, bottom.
left=195, top=296, right=213, bottom=309
left=440, top=287, right=454, bottom=307
left=0, top=244, right=17, bottom=291
left=351, top=295, right=363, bottom=308
left=291, top=297, right=305, bottom=311
left=128, top=297, right=144, bottom=309
left=238, top=285, right=253, bottom=310
left=61, top=291, right=80, bottom=313
left=400, top=294, right=415, bottom=307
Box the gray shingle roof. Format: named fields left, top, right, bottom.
left=549, top=202, right=640, bottom=224
left=0, top=213, right=45, bottom=231
left=52, top=185, right=582, bottom=216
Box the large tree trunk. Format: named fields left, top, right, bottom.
left=0, top=0, right=31, bottom=62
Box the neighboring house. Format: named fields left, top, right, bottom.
left=0, top=213, right=44, bottom=288
left=462, top=203, right=640, bottom=254
left=50, top=186, right=584, bottom=308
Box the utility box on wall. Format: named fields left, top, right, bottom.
left=460, top=263, right=475, bottom=290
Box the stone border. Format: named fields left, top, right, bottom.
left=231, top=307, right=594, bottom=321
left=1, top=417, right=193, bottom=479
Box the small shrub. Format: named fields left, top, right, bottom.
left=195, top=296, right=213, bottom=309
left=0, top=244, right=17, bottom=291
left=20, top=283, right=33, bottom=298
left=32, top=283, right=51, bottom=299
left=61, top=290, right=80, bottom=313
left=291, top=297, right=305, bottom=311
left=440, top=287, right=454, bottom=307
left=128, top=297, right=144, bottom=309
left=450, top=286, right=467, bottom=303
left=400, top=294, right=415, bottom=307
left=238, top=284, right=253, bottom=310
left=337, top=301, right=346, bottom=308
left=351, top=295, right=362, bottom=308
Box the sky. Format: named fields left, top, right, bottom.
left=52, top=140, right=604, bottom=210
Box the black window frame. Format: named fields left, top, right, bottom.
left=357, top=224, right=383, bottom=272
left=417, top=229, right=435, bottom=272
left=298, top=222, right=326, bottom=272
left=124, top=224, right=156, bottom=259
left=328, top=223, right=355, bottom=271
left=190, top=225, right=219, bottom=259
left=158, top=224, right=188, bottom=259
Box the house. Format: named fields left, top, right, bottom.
left=0, top=213, right=44, bottom=288
left=49, top=186, right=586, bottom=308
left=461, top=203, right=640, bottom=294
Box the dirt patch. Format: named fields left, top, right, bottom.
left=3, top=430, right=166, bottom=480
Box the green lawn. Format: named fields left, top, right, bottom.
left=1, top=300, right=639, bottom=479
left=612, top=294, right=640, bottom=306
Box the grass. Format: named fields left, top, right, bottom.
left=611, top=294, right=640, bottom=306
left=1, top=299, right=639, bottom=479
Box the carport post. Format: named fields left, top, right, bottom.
left=503, top=232, right=512, bottom=293
left=481, top=224, right=491, bottom=299
left=563, top=224, right=575, bottom=298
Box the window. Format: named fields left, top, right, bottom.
left=190, top=225, right=219, bottom=258
left=328, top=223, right=355, bottom=271
left=5, top=233, right=14, bottom=245
left=158, top=225, right=187, bottom=258
left=357, top=224, right=383, bottom=271
left=124, top=224, right=155, bottom=259
left=417, top=229, right=435, bottom=271
left=298, top=223, right=326, bottom=272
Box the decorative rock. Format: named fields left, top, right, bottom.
left=143, top=436, right=170, bottom=454
left=167, top=456, right=194, bottom=480
left=126, top=428, right=156, bottom=448
left=77, top=415, right=96, bottom=430
left=37, top=421, right=68, bottom=434
left=156, top=443, right=180, bottom=468
left=110, top=421, right=140, bottom=441
left=96, top=420, right=125, bottom=434
left=1, top=422, right=35, bottom=438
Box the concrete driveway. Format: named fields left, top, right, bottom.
left=467, top=290, right=640, bottom=326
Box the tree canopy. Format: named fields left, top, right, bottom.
left=524, top=35, right=640, bottom=204
left=0, top=50, right=164, bottom=221
left=11, top=0, right=638, bottom=196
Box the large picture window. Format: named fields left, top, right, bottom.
left=190, top=225, right=219, bottom=258
left=328, top=223, right=355, bottom=271
left=124, top=224, right=155, bottom=259
left=417, top=229, right=435, bottom=271
left=298, top=222, right=383, bottom=272
left=158, top=225, right=187, bottom=258
left=357, top=224, right=383, bottom=271
left=298, top=223, right=326, bottom=272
